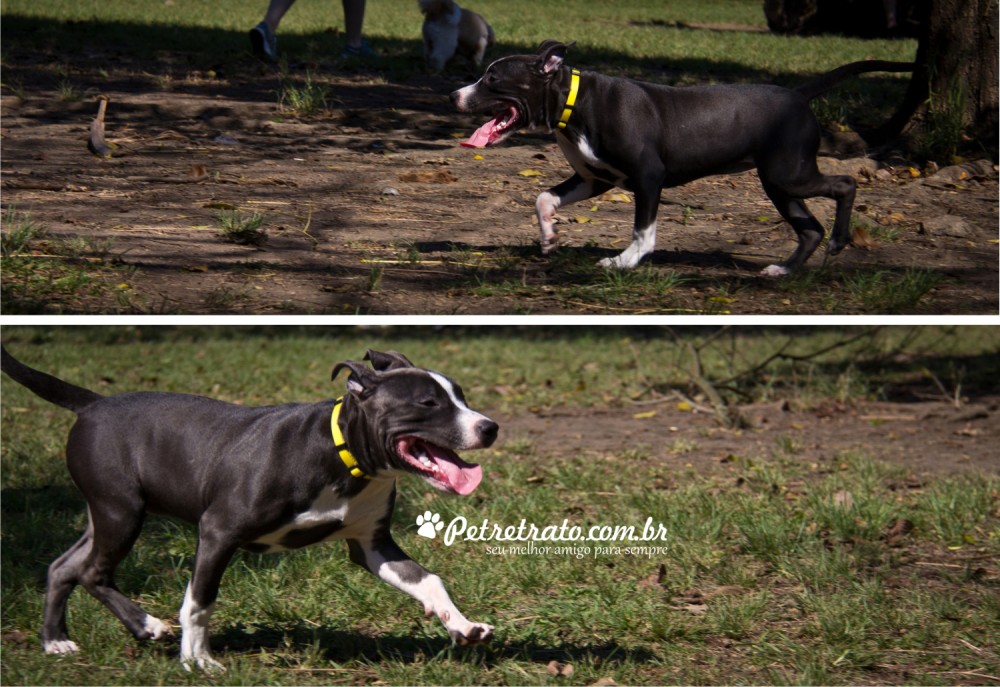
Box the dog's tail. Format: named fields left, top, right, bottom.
left=1, top=346, right=103, bottom=413
left=796, top=60, right=914, bottom=101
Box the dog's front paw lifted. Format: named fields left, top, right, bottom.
left=540, top=235, right=559, bottom=255
left=451, top=622, right=494, bottom=646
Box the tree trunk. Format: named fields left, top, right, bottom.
left=873, top=0, right=998, bottom=155
left=926, top=0, right=998, bottom=143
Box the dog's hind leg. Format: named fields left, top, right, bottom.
left=756, top=119, right=857, bottom=275
left=347, top=536, right=493, bottom=645
left=536, top=174, right=613, bottom=254
left=425, top=28, right=458, bottom=72
left=471, top=35, right=489, bottom=65
left=758, top=184, right=826, bottom=277
left=77, top=500, right=172, bottom=645
left=823, top=174, right=857, bottom=257
left=42, top=523, right=94, bottom=655
left=759, top=173, right=856, bottom=276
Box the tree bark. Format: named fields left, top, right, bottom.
left=872, top=0, right=998, bottom=152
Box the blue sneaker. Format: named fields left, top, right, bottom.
left=249, top=22, right=278, bottom=63
left=340, top=39, right=379, bottom=60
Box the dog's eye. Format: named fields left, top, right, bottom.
left=418, top=398, right=439, bottom=408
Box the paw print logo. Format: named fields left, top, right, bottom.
left=416, top=511, right=444, bottom=539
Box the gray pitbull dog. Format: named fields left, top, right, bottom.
left=452, top=40, right=912, bottom=275
left=1, top=347, right=498, bottom=672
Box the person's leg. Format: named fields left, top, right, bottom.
left=250, top=0, right=295, bottom=61
left=340, top=0, right=378, bottom=57
left=342, top=0, right=365, bottom=48
left=263, top=0, right=297, bottom=33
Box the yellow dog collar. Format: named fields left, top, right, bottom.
left=557, top=69, right=581, bottom=130
left=332, top=397, right=370, bottom=479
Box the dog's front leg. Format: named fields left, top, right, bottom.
left=347, top=537, right=492, bottom=645
left=536, top=174, right=613, bottom=254
left=599, top=175, right=660, bottom=270
left=179, top=528, right=238, bottom=673
left=425, top=29, right=458, bottom=72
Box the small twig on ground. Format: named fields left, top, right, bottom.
left=297, top=201, right=318, bottom=247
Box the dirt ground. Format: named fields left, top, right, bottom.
left=501, top=395, right=1000, bottom=482
left=1, top=56, right=997, bottom=315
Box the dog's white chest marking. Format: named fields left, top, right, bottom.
left=250, top=479, right=393, bottom=552
left=557, top=132, right=628, bottom=187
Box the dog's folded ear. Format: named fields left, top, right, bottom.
left=364, top=350, right=415, bottom=371
left=534, top=40, right=573, bottom=74
left=331, top=360, right=380, bottom=398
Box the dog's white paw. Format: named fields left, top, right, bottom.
left=451, top=621, right=494, bottom=646
left=44, top=639, right=79, bottom=655
left=539, top=228, right=559, bottom=254
left=598, top=255, right=637, bottom=270
left=761, top=264, right=790, bottom=277
left=143, top=614, right=172, bottom=641
left=182, top=655, right=226, bottom=674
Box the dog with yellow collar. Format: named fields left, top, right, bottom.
left=0, top=347, right=498, bottom=673
left=452, top=40, right=912, bottom=276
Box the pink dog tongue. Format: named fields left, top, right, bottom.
left=428, top=444, right=483, bottom=495
left=460, top=118, right=498, bottom=148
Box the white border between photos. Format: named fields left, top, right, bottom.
left=1, top=314, right=999, bottom=326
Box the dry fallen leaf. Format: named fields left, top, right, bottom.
left=678, top=602, right=707, bottom=615
left=833, top=490, right=854, bottom=510
left=851, top=225, right=876, bottom=250
left=398, top=170, right=457, bottom=184
left=638, top=563, right=668, bottom=589
left=87, top=96, right=113, bottom=158
left=883, top=518, right=914, bottom=544
left=633, top=410, right=657, bottom=420
left=547, top=660, right=574, bottom=678
left=517, top=169, right=543, bottom=177
left=706, top=585, right=746, bottom=599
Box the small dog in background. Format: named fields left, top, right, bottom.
left=419, top=0, right=494, bottom=72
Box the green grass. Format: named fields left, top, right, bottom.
left=1, top=328, right=998, bottom=684
left=773, top=265, right=942, bottom=314
left=279, top=70, right=332, bottom=117
left=218, top=210, right=267, bottom=246
left=843, top=268, right=942, bottom=312
left=3, top=326, right=992, bottom=415
left=1, top=0, right=914, bottom=96
left=0, top=208, right=41, bottom=259
left=0, top=210, right=141, bottom=314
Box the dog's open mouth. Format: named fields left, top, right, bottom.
left=396, top=436, right=483, bottom=495
left=461, top=105, right=519, bottom=148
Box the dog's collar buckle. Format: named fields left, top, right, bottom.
left=557, top=68, right=581, bottom=130
left=332, top=397, right=371, bottom=480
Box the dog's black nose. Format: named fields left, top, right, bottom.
left=478, top=419, right=499, bottom=447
